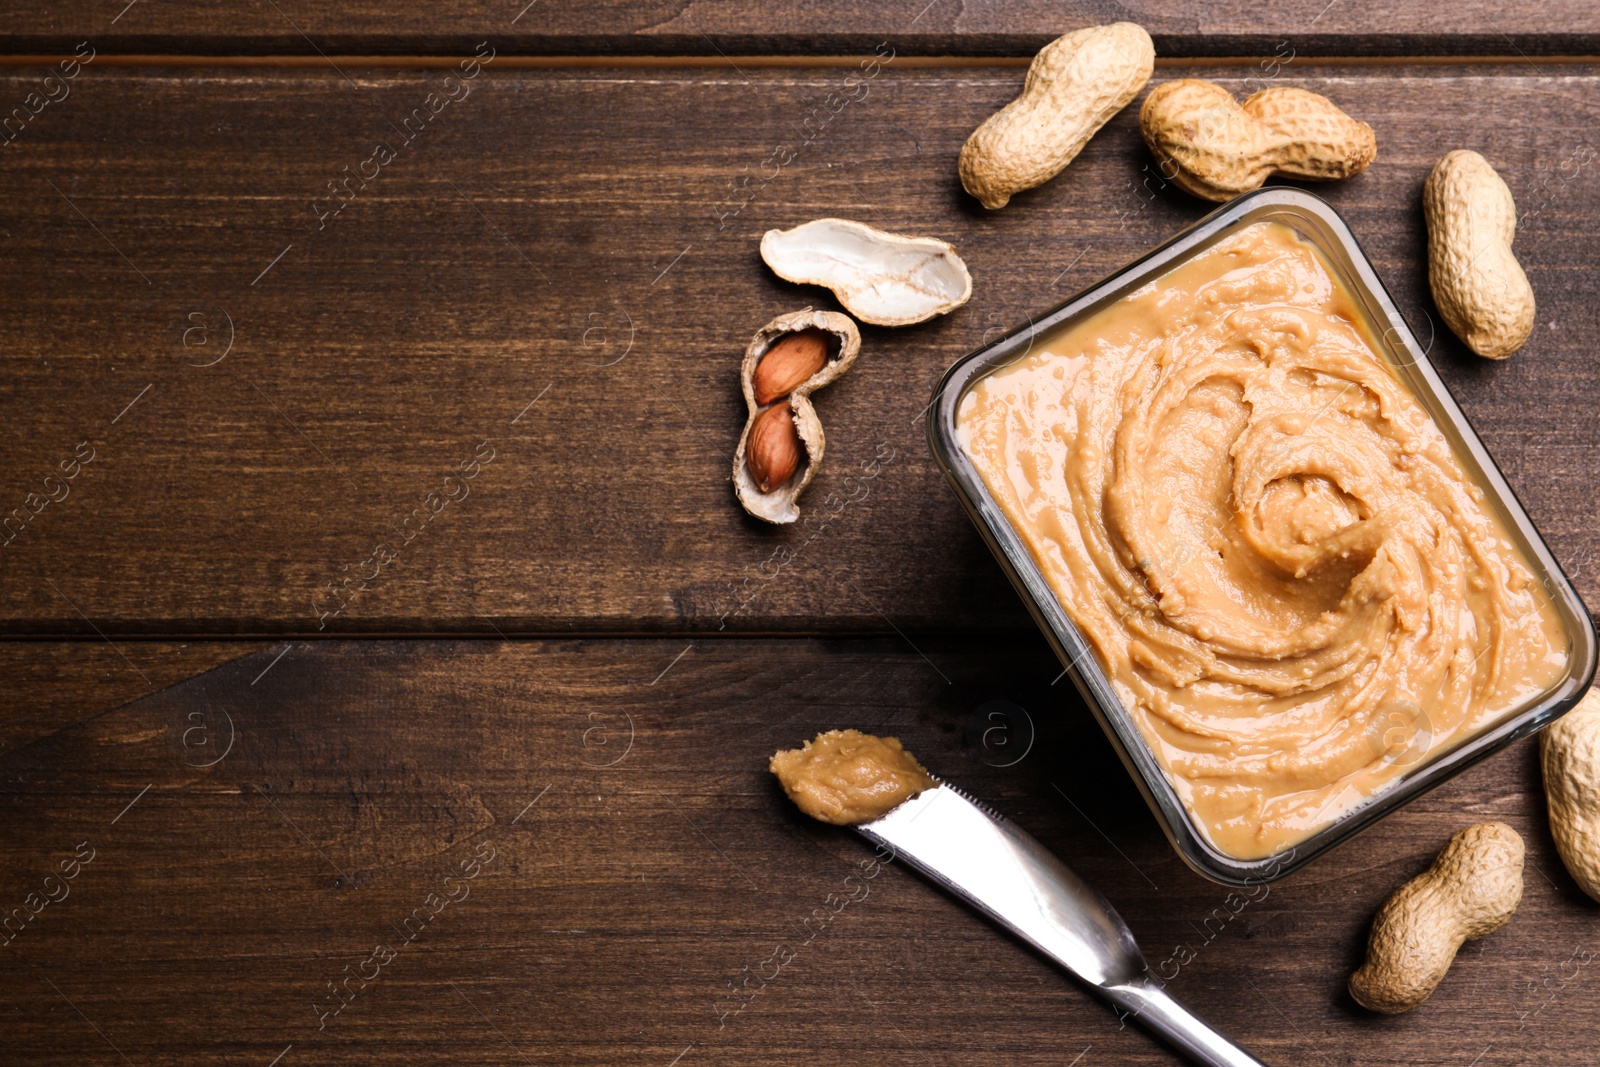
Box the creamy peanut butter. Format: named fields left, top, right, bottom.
left=957, top=221, right=1568, bottom=860
left=770, top=729, right=937, bottom=824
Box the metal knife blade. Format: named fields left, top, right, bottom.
left=857, top=784, right=1269, bottom=1067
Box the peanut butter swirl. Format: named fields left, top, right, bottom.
left=958, top=222, right=1568, bottom=859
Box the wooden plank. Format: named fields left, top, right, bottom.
left=0, top=64, right=1596, bottom=635
left=0, top=638, right=1592, bottom=1064
left=0, top=640, right=264, bottom=756
left=4, top=3, right=1600, bottom=58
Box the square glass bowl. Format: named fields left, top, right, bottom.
left=928, top=187, right=1597, bottom=885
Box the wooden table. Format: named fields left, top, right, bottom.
left=3, top=6, right=1598, bottom=1064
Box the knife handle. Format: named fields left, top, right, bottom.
left=1104, top=979, right=1269, bottom=1067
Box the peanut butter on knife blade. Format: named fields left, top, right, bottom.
left=770, top=729, right=936, bottom=825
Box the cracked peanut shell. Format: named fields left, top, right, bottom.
left=732, top=309, right=860, bottom=524
left=760, top=218, right=971, bottom=327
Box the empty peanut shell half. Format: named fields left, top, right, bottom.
left=760, top=218, right=972, bottom=327
left=733, top=309, right=861, bottom=525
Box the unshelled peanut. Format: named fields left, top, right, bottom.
left=1140, top=79, right=1376, bottom=202
left=958, top=22, right=1154, bottom=210
left=1424, top=150, right=1536, bottom=359
left=1349, top=822, right=1524, bottom=1014
left=1541, top=688, right=1600, bottom=902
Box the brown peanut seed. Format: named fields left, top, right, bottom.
left=753, top=329, right=830, bottom=405
left=746, top=404, right=802, bottom=493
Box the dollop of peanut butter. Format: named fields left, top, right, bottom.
left=770, top=729, right=937, bottom=825
left=957, top=221, right=1569, bottom=860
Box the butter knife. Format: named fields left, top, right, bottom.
left=856, top=783, right=1269, bottom=1067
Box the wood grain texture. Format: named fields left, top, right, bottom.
left=0, top=640, right=265, bottom=758
left=0, top=64, right=1597, bottom=635
left=1, top=638, right=1594, bottom=1065
left=4, top=1, right=1600, bottom=57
